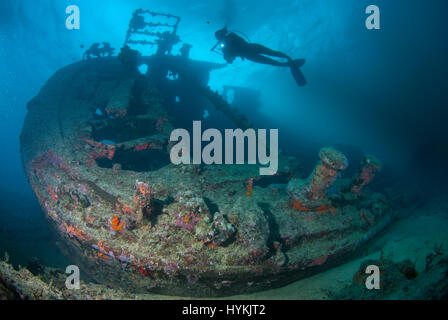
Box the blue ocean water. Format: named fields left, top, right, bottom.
left=0, top=0, right=447, bottom=296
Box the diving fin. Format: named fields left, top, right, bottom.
left=290, top=59, right=307, bottom=87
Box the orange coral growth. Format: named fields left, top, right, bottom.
left=202, top=240, right=216, bottom=249
left=133, top=265, right=153, bottom=276
left=319, top=205, right=336, bottom=214
left=97, top=252, right=109, bottom=259
left=314, top=205, right=330, bottom=213
left=123, top=205, right=133, bottom=214
left=135, top=144, right=150, bottom=151
left=139, top=186, right=149, bottom=195
left=47, top=186, right=57, bottom=201
left=135, top=181, right=151, bottom=201
left=134, top=143, right=163, bottom=152
left=291, top=200, right=336, bottom=214
left=85, top=139, right=116, bottom=161
left=292, top=200, right=302, bottom=210
left=292, top=200, right=312, bottom=211
left=117, top=198, right=134, bottom=215
left=85, top=215, right=96, bottom=224
left=110, top=215, right=125, bottom=231
left=207, top=243, right=216, bottom=249
left=246, top=178, right=254, bottom=197
left=97, top=241, right=108, bottom=252
left=107, top=148, right=116, bottom=160
left=65, top=223, right=87, bottom=241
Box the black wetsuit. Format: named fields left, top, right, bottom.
left=221, top=32, right=291, bottom=66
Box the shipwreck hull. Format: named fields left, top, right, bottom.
left=20, top=57, right=394, bottom=297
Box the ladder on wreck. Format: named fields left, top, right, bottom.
left=124, top=9, right=181, bottom=47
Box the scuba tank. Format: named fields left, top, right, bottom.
left=229, top=29, right=250, bottom=42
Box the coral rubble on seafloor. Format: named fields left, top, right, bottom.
left=0, top=255, right=169, bottom=300
left=3, top=244, right=447, bottom=300
left=331, top=245, right=448, bottom=300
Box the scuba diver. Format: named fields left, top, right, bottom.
left=212, top=27, right=307, bottom=87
